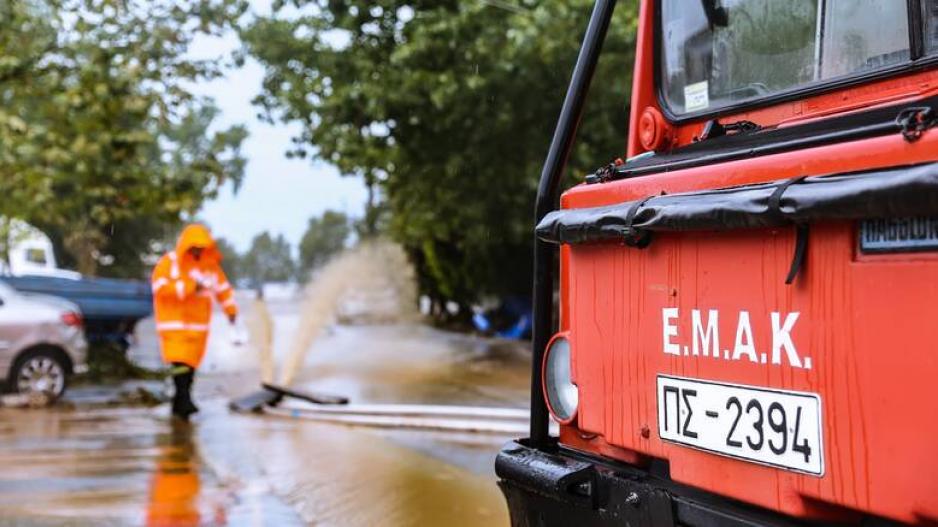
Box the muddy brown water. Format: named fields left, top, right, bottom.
left=0, top=405, right=303, bottom=526
left=0, top=317, right=529, bottom=526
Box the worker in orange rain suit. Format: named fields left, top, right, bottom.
left=151, top=224, right=238, bottom=420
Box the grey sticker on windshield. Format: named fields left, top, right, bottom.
left=683, top=81, right=709, bottom=112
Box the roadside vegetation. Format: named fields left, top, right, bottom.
left=0, top=0, right=640, bottom=324
left=79, top=342, right=166, bottom=384
left=0, top=0, right=248, bottom=277
left=242, top=0, right=639, bottom=320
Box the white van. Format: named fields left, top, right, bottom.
left=1, top=219, right=81, bottom=279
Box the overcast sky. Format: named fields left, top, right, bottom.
left=191, top=2, right=367, bottom=253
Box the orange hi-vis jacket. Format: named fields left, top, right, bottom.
left=150, top=225, right=238, bottom=369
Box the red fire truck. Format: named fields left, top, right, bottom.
left=497, top=1, right=938, bottom=525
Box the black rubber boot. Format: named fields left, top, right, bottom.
left=171, top=363, right=199, bottom=420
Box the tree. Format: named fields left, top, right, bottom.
left=240, top=232, right=295, bottom=288
left=0, top=0, right=249, bottom=276
left=214, top=237, right=242, bottom=286
left=242, top=0, right=638, bottom=315
left=298, top=210, right=350, bottom=279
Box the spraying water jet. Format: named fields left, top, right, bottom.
left=230, top=240, right=415, bottom=412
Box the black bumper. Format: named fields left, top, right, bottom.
left=496, top=440, right=823, bottom=527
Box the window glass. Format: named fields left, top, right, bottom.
left=661, top=0, right=912, bottom=116
left=925, top=0, right=938, bottom=55
left=25, top=248, right=47, bottom=265
left=820, top=1, right=909, bottom=78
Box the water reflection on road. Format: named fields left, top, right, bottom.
left=0, top=406, right=299, bottom=526
left=0, top=314, right=529, bottom=526
left=197, top=401, right=511, bottom=526
left=146, top=422, right=218, bottom=526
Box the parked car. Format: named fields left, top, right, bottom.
left=0, top=281, right=88, bottom=402
left=5, top=274, right=152, bottom=351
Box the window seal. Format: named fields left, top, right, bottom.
left=655, top=0, right=935, bottom=124
left=909, top=0, right=925, bottom=60
left=609, top=94, right=938, bottom=181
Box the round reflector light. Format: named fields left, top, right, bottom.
left=543, top=334, right=578, bottom=423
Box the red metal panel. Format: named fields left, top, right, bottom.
left=559, top=133, right=938, bottom=524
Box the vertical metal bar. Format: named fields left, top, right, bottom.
left=813, top=0, right=826, bottom=81
left=530, top=0, right=618, bottom=448
left=908, top=0, right=925, bottom=60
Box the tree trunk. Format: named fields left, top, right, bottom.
left=0, top=218, right=11, bottom=270
left=64, top=227, right=104, bottom=276
left=363, top=173, right=378, bottom=237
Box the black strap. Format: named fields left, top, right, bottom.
left=769, top=176, right=809, bottom=285
left=623, top=195, right=654, bottom=248
left=786, top=224, right=809, bottom=285
left=768, top=176, right=807, bottom=216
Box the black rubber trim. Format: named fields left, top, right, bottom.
left=498, top=440, right=827, bottom=527
left=538, top=162, right=938, bottom=250
left=909, top=0, right=926, bottom=61
left=498, top=440, right=915, bottom=527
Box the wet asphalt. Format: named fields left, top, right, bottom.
left=0, top=301, right=530, bottom=526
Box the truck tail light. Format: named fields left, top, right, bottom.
left=542, top=333, right=578, bottom=424
left=61, top=312, right=83, bottom=327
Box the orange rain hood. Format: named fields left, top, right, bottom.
left=174, top=224, right=220, bottom=263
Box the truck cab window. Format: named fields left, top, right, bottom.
left=661, top=0, right=913, bottom=116
left=820, top=1, right=908, bottom=78
left=25, top=248, right=47, bottom=265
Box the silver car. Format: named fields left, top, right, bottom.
left=0, top=281, right=88, bottom=402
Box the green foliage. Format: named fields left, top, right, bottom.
left=298, top=210, right=351, bottom=279
left=240, top=231, right=296, bottom=288
left=0, top=0, right=249, bottom=276
left=80, top=342, right=166, bottom=384
left=214, top=237, right=242, bottom=285
left=243, top=0, right=639, bottom=310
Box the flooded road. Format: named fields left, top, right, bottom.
left=0, top=291, right=530, bottom=526
left=0, top=406, right=300, bottom=526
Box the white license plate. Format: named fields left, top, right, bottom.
left=657, top=375, right=824, bottom=475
